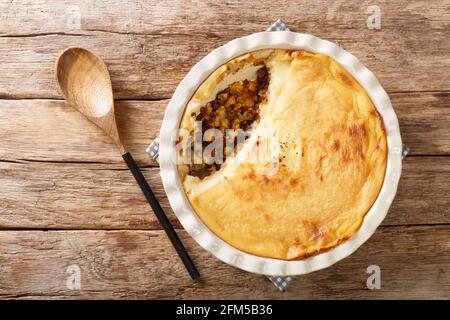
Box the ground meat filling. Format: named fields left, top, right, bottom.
left=187, top=66, right=270, bottom=179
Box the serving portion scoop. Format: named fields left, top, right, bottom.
left=55, top=47, right=199, bottom=280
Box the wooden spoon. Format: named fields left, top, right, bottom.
left=55, top=47, right=199, bottom=280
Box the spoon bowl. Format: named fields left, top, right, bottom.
left=55, top=47, right=124, bottom=153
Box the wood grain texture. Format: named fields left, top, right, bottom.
left=394, top=91, right=450, bottom=155
left=1, top=0, right=448, bottom=36
left=0, top=93, right=448, bottom=167
left=0, top=0, right=449, bottom=99
left=0, top=0, right=449, bottom=300
left=0, top=157, right=449, bottom=229
left=0, top=99, right=163, bottom=165
left=0, top=226, right=449, bottom=299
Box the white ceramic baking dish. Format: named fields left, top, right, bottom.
left=158, top=31, right=403, bottom=276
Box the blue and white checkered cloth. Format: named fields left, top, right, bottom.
left=146, top=20, right=293, bottom=291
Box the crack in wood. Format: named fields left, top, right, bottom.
left=0, top=32, right=94, bottom=38
left=0, top=158, right=159, bottom=167
left=0, top=223, right=449, bottom=232
left=0, top=29, right=224, bottom=39
left=0, top=91, right=448, bottom=102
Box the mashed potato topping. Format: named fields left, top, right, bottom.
left=177, top=49, right=387, bottom=260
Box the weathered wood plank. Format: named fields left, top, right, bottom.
left=0, top=0, right=447, bottom=301
left=0, top=1, right=449, bottom=99
left=385, top=156, right=450, bottom=226
left=0, top=99, right=163, bottom=165
left=1, top=0, right=449, bottom=36
left=394, top=91, right=450, bottom=155
left=0, top=226, right=449, bottom=299
left=0, top=92, right=448, bottom=168
left=0, top=162, right=170, bottom=229
left=0, top=157, right=449, bottom=229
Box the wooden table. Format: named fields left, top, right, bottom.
left=0, top=0, right=449, bottom=299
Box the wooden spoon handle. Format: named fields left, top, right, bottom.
left=122, top=152, right=200, bottom=280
